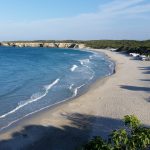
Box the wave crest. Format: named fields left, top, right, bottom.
left=70, top=65, right=78, bottom=72
left=79, top=59, right=90, bottom=65
left=0, top=78, right=60, bottom=119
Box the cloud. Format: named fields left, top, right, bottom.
left=0, top=0, right=150, bottom=41
left=98, top=0, right=150, bottom=18
left=99, top=0, right=144, bottom=13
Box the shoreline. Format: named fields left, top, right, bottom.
left=0, top=49, right=149, bottom=150
left=0, top=48, right=115, bottom=133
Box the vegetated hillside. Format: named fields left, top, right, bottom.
left=83, top=40, right=150, bottom=49
left=83, top=40, right=150, bottom=55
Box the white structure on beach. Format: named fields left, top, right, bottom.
left=129, top=53, right=140, bottom=57
left=129, top=53, right=150, bottom=61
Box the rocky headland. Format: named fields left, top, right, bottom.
left=0, top=42, right=86, bottom=49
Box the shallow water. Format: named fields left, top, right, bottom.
left=0, top=47, right=114, bottom=130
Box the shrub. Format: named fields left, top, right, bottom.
left=81, top=115, right=150, bottom=150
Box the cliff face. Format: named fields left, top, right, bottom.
left=0, top=42, right=86, bottom=49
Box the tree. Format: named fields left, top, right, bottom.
left=81, top=115, right=150, bottom=150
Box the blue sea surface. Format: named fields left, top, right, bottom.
left=0, top=47, right=114, bottom=131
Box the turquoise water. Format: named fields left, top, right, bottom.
left=0, top=47, right=114, bottom=131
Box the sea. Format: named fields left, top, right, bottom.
left=0, top=46, right=114, bottom=131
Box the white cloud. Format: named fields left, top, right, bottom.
left=99, top=0, right=144, bottom=13
left=0, top=0, right=150, bottom=41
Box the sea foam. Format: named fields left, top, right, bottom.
left=79, top=59, right=90, bottom=65
left=0, top=78, right=60, bottom=119
left=79, top=58, right=95, bottom=80
left=70, top=65, right=78, bottom=72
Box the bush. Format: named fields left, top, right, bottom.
left=81, top=115, right=150, bottom=150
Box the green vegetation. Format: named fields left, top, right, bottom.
left=81, top=115, right=150, bottom=150
left=83, top=40, right=150, bottom=56
left=83, top=40, right=150, bottom=49
left=1, top=40, right=150, bottom=56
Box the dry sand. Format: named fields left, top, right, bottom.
left=0, top=49, right=149, bottom=150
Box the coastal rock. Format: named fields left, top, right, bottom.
left=68, top=43, right=76, bottom=48
left=17, top=43, right=26, bottom=47
left=74, top=44, right=79, bottom=48
left=43, top=43, right=58, bottom=48
left=57, top=43, right=77, bottom=48
left=78, top=44, right=86, bottom=49
left=58, top=43, right=68, bottom=48
left=9, top=43, right=16, bottom=47
left=7, top=42, right=43, bottom=47
left=1, top=42, right=10, bottom=47
left=24, top=43, right=42, bottom=47
left=0, top=42, right=86, bottom=49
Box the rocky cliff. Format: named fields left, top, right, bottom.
left=0, top=42, right=86, bottom=49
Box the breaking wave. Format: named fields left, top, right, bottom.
left=70, top=65, right=78, bottom=72
left=0, top=79, right=60, bottom=119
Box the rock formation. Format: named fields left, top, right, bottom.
left=0, top=42, right=86, bottom=49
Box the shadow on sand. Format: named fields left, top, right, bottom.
left=0, top=113, right=123, bottom=150
left=139, top=66, right=150, bottom=74
left=140, top=79, right=150, bottom=82
left=145, top=97, right=150, bottom=102
left=120, top=66, right=150, bottom=93
left=120, top=85, right=150, bottom=92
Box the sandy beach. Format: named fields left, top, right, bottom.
left=0, top=49, right=150, bottom=150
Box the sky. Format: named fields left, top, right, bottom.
left=0, top=0, right=150, bottom=41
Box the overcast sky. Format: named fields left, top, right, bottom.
left=0, top=0, right=150, bottom=41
